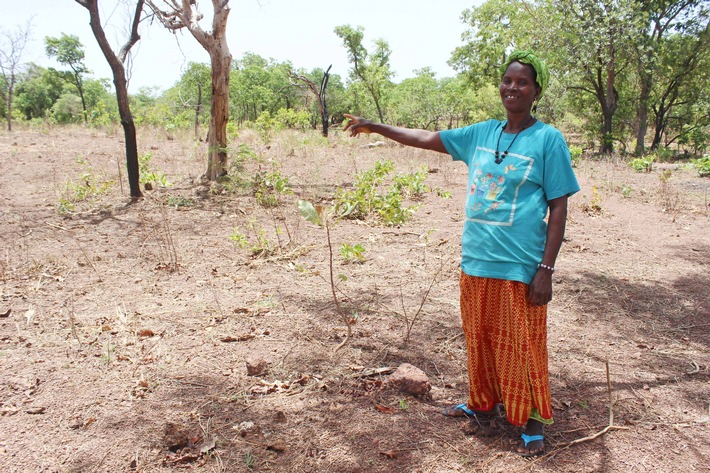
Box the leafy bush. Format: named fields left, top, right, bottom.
left=569, top=145, right=583, bottom=167
left=334, top=160, right=424, bottom=225
left=691, top=156, right=710, bottom=177
left=630, top=156, right=654, bottom=173
left=340, top=243, right=366, bottom=263
left=139, top=152, right=170, bottom=188
left=57, top=162, right=114, bottom=215
left=252, top=168, right=293, bottom=207
left=274, top=108, right=311, bottom=130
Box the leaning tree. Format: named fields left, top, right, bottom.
left=147, top=0, right=232, bottom=180
left=289, top=65, right=332, bottom=137
left=75, top=0, right=146, bottom=199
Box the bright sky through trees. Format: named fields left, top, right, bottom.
left=3, top=0, right=480, bottom=92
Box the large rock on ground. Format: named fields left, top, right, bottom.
left=386, top=363, right=431, bottom=397
left=246, top=357, right=269, bottom=376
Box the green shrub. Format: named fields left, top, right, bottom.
left=139, top=152, right=170, bottom=188
left=569, top=145, right=583, bottom=167
left=630, top=156, right=654, bottom=173
left=252, top=168, right=293, bottom=207
left=334, top=160, right=426, bottom=225
left=691, top=156, right=710, bottom=177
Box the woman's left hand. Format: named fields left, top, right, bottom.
left=528, top=270, right=553, bottom=306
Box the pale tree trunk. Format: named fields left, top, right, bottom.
left=147, top=0, right=232, bottom=180
left=635, top=78, right=652, bottom=156
left=76, top=0, right=144, bottom=199
left=206, top=39, right=231, bottom=179
left=0, top=23, right=31, bottom=132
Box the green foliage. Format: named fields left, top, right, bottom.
left=253, top=111, right=276, bottom=144
left=621, top=185, right=634, bottom=198
left=167, top=195, right=195, bottom=209
left=229, top=220, right=276, bottom=257
left=252, top=167, right=293, bottom=207
left=630, top=156, right=654, bottom=173
left=392, top=167, right=430, bottom=199
left=138, top=152, right=170, bottom=188
left=51, top=93, right=83, bottom=123
left=57, top=160, right=114, bottom=215
left=274, top=108, right=311, bottom=130
left=339, top=243, right=366, bottom=263
left=690, top=156, right=710, bottom=177
left=334, top=24, right=393, bottom=122
left=569, top=145, right=583, bottom=167
left=334, top=160, right=425, bottom=225
left=297, top=200, right=323, bottom=226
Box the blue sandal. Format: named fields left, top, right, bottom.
left=518, top=433, right=545, bottom=457
left=441, top=403, right=493, bottom=418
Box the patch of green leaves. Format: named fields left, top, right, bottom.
left=139, top=152, right=170, bottom=188
left=569, top=145, right=583, bottom=167
left=630, top=156, right=654, bottom=173
left=334, top=159, right=427, bottom=226
left=56, top=163, right=114, bottom=215
left=340, top=243, right=366, bottom=263
left=253, top=168, right=293, bottom=207
left=691, top=156, right=710, bottom=177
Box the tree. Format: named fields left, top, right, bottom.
left=13, top=63, right=63, bottom=120
left=334, top=25, right=393, bottom=123
left=147, top=0, right=232, bottom=181
left=633, top=0, right=710, bottom=154
left=449, top=0, right=534, bottom=88
left=45, top=34, right=90, bottom=123
left=289, top=65, right=332, bottom=136
left=539, top=0, right=641, bottom=153
left=0, top=21, right=31, bottom=131
left=389, top=68, right=444, bottom=129
left=650, top=28, right=710, bottom=151
left=172, top=62, right=211, bottom=139
left=75, top=0, right=146, bottom=199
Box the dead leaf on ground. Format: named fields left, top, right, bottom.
left=374, top=403, right=396, bottom=414
left=199, top=437, right=216, bottom=454
left=0, top=308, right=10, bottom=318
left=220, top=333, right=254, bottom=342
left=380, top=449, right=398, bottom=459
left=137, top=329, right=155, bottom=338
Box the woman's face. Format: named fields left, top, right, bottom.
left=499, top=61, right=541, bottom=115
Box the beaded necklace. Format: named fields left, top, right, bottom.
left=494, top=116, right=535, bottom=164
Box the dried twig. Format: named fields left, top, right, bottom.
left=556, top=360, right=629, bottom=449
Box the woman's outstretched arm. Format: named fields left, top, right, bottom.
left=343, top=114, right=448, bottom=154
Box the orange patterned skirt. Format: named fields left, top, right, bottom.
left=459, top=272, right=552, bottom=426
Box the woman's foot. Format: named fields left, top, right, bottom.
left=517, top=419, right=545, bottom=457
left=441, top=403, right=494, bottom=419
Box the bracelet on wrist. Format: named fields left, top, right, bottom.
left=537, top=263, right=555, bottom=273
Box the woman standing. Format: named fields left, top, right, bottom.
left=343, top=50, right=580, bottom=456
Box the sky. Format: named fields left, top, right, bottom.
left=2, top=0, right=481, bottom=94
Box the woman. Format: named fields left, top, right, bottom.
left=343, top=50, right=580, bottom=456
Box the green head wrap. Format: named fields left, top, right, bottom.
left=500, top=50, right=549, bottom=99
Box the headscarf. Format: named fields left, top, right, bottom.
left=500, top=50, right=550, bottom=98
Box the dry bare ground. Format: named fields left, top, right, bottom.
left=1, top=125, right=708, bottom=473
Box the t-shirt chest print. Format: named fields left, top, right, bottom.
left=466, top=147, right=534, bottom=226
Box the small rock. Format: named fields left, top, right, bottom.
left=386, top=363, right=431, bottom=397
left=246, top=357, right=269, bottom=376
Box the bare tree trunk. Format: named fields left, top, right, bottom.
left=194, top=82, right=202, bottom=140
left=206, top=44, right=231, bottom=179
left=634, top=77, right=652, bottom=156
left=289, top=65, right=332, bottom=137
left=146, top=0, right=232, bottom=181
left=76, top=0, right=144, bottom=199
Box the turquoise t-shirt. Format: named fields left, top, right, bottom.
left=440, top=119, right=580, bottom=284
